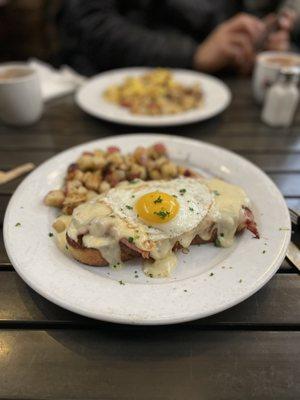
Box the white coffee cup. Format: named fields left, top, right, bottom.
left=253, top=51, right=300, bottom=103
left=0, top=63, right=43, bottom=126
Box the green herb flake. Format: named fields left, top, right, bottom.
left=65, top=245, right=69, bottom=250
left=131, top=195, right=135, bottom=198
left=154, top=210, right=170, bottom=219
left=189, top=207, right=194, bottom=212
left=15, top=222, right=21, bottom=227
left=262, top=250, right=266, bottom=254
left=128, top=237, right=134, bottom=243
left=48, top=232, right=54, bottom=237
left=172, top=194, right=177, bottom=198
left=215, top=238, right=221, bottom=247
left=179, top=188, right=186, bottom=195
left=119, top=280, right=125, bottom=285
left=184, top=289, right=188, bottom=293
left=153, top=195, right=163, bottom=204
left=279, top=227, right=291, bottom=231
left=213, top=190, right=220, bottom=196
left=129, top=179, right=138, bottom=184
left=134, top=275, right=139, bottom=278
left=110, top=215, right=116, bottom=218
left=220, top=233, right=224, bottom=237
left=239, top=279, right=243, bottom=283
left=126, top=205, right=133, bottom=210
left=149, top=273, right=154, bottom=278
left=209, top=272, right=214, bottom=277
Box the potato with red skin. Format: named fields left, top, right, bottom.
left=107, top=146, right=120, bottom=154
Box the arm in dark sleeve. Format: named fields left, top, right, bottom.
left=72, top=0, right=198, bottom=70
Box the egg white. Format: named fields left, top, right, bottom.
left=103, top=178, right=213, bottom=240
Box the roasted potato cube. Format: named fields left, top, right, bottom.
left=52, top=219, right=66, bottom=233
left=44, top=190, right=65, bottom=208
left=161, top=162, right=178, bottom=178
left=99, top=181, right=111, bottom=193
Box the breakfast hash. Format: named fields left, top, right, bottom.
left=103, top=68, right=203, bottom=116
left=44, top=143, right=197, bottom=215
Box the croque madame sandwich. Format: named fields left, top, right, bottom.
left=52, top=177, right=259, bottom=278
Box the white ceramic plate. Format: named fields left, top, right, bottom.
left=76, top=68, right=231, bottom=126
left=4, top=134, right=290, bottom=325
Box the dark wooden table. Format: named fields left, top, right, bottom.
left=0, top=77, right=299, bottom=400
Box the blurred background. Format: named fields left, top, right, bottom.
left=1, top=0, right=300, bottom=76
left=0, top=0, right=60, bottom=63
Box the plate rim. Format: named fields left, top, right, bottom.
left=75, top=67, right=232, bottom=126
left=4, top=134, right=291, bottom=325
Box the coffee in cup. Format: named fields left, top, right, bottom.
left=0, top=64, right=43, bottom=126
left=253, top=52, right=300, bottom=103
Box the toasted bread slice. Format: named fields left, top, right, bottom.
left=66, top=232, right=215, bottom=267
left=66, top=207, right=259, bottom=267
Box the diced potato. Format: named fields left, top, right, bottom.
left=161, top=162, right=178, bottom=179
left=44, top=190, right=65, bottom=208
left=99, top=181, right=111, bottom=193
left=52, top=219, right=66, bottom=233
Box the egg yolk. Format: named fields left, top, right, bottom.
left=135, top=191, right=179, bottom=224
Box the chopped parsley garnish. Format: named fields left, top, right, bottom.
left=213, top=190, right=220, bottom=196
left=131, top=195, right=135, bottom=198
left=129, top=179, right=138, bottom=184
left=128, top=237, right=134, bottom=243
left=119, top=280, right=125, bottom=285
left=184, top=289, right=187, bottom=293
left=189, top=207, right=194, bottom=212
left=154, top=210, right=170, bottom=219
left=15, top=222, right=21, bottom=227
left=172, top=194, right=177, bottom=198
left=279, top=227, right=290, bottom=231
left=179, top=188, right=186, bottom=195
left=209, top=272, right=214, bottom=277
left=110, top=215, right=115, bottom=218
left=153, top=195, right=163, bottom=204
left=215, top=238, right=221, bottom=247
left=134, top=275, right=139, bottom=278
left=126, top=205, right=133, bottom=210
left=149, top=273, right=154, bottom=278
left=65, top=245, right=69, bottom=250
left=220, top=233, right=224, bottom=237
left=48, top=232, right=54, bottom=237
left=262, top=250, right=266, bottom=254
left=134, top=235, right=140, bottom=240
left=239, top=279, right=243, bottom=283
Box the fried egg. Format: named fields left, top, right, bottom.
left=104, top=178, right=213, bottom=240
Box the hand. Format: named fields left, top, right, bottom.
left=263, top=9, right=296, bottom=51
left=194, top=13, right=265, bottom=74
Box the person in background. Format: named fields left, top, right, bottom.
left=57, top=0, right=298, bottom=76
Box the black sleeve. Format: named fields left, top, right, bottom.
left=69, top=0, right=198, bottom=70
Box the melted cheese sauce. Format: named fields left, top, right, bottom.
left=205, top=179, right=250, bottom=247
left=143, top=253, right=177, bottom=278
left=59, top=178, right=252, bottom=277
left=52, top=215, right=72, bottom=253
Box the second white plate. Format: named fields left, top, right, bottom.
left=76, top=68, right=231, bottom=126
